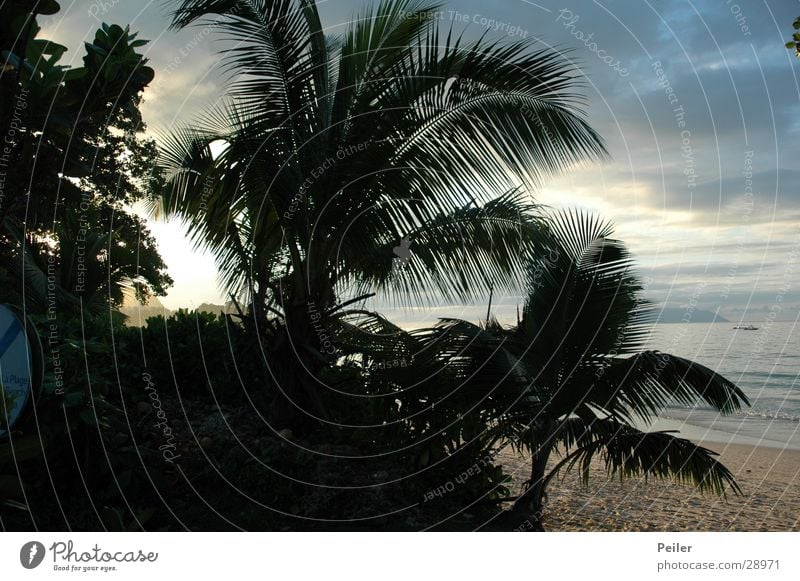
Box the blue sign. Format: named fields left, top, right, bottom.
left=0, top=305, right=42, bottom=438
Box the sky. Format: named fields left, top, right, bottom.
left=39, top=0, right=800, bottom=324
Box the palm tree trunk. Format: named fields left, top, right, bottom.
left=266, top=278, right=336, bottom=434
left=509, top=420, right=556, bottom=531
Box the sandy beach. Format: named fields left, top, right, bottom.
left=501, top=442, right=800, bottom=531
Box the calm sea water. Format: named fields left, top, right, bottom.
left=644, top=322, right=800, bottom=450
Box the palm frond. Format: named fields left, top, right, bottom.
left=547, top=417, right=742, bottom=497
left=159, top=0, right=608, bottom=322
left=580, top=351, right=750, bottom=421
left=515, top=209, right=652, bottom=396
left=338, top=190, right=546, bottom=305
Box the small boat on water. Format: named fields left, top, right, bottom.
left=733, top=324, right=759, bottom=330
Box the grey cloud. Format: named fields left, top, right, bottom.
left=36, top=0, right=799, bottom=315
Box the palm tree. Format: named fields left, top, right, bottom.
left=428, top=211, right=750, bottom=530
left=156, top=0, right=607, bottom=430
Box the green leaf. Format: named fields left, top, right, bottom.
left=135, top=65, right=155, bottom=85
left=106, top=24, right=125, bottom=39
left=62, top=67, right=87, bottom=81
left=15, top=0, right=61, bottom=15
left=84, top=42, right=108, bottom=57
left=0, top=50, right=34, bottom=74
left=37, top=0, right=61, bottom=14
left=30, top=38, right=68, bottom=59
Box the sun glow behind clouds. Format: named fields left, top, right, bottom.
left=132, top=202, right=227, bottom=310
left=38, top=0, right=800, bottom=319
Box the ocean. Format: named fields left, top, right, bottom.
left=644, top=322, right=800, bottom=451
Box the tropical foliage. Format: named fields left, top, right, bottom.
left=0, top=0, right=750, bottom=533
left=421, top=211, right=749, bottom=529
left=0, top=3, right=170, bottom=314
left=786, top=16, right=800, bottom=57
left=118, top=309, right=255, bottom=401
left=156, top=0, right=607, bottom=430
left=0, top=2, right=172, bottom=525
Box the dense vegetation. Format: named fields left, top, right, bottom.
left=1, top=0, right=749, bottom=531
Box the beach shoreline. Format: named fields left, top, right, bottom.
left=644, top=414, right=800, bottom=452
left=501, top=441, right=800, bottom=531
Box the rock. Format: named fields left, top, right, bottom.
left=136, top=402, right=151, bottom=414
left=198, top=413, right=229, bottom=435
left=278, top=428, right=294, bottom=441
left=200, top=436, right=214, bottom=449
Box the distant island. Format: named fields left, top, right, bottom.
left=654, top=308, right=730, bottom=324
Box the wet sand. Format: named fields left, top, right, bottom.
left=501, top=442, right=800, bottom=531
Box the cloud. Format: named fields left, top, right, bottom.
left=35, top=0, right=800, bottom=314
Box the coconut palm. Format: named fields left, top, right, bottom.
left=427, top=210, right=750, bottom=530
left=156, top=0, right=607, bottom=429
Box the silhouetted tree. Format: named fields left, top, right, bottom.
left=158, top=0, right=607, bottom=430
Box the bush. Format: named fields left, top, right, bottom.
left=115, top=309, right=250, bottom=402
left=2, top=308, right=512, bottom=530
left=1, top=311, right=166, bottom=529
